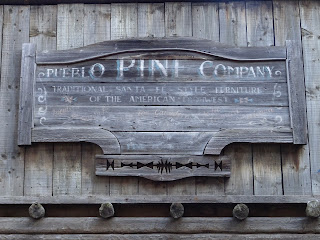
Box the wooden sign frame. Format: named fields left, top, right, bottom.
left=18, top=38, right=307, bottom=181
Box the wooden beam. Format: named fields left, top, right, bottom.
left=0, top=217, right=319, bottom=234
left=0, top=195, right=317, bottom=204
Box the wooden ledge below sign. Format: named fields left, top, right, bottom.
left=0, top=195, right=318, bottom=205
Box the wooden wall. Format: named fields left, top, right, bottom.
left=0, top=0, right=318, bottom=199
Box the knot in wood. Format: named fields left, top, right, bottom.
left=170, top=203, right=184, bottom=219
left=306, top=200, right=320, bottom=218
left=99, top=202, right=115, bottom=219
left=233, top=203, right=249, bottom=220
left=29, top=202, right=45, bottom=219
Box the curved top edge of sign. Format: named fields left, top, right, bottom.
left=35, top=37, right=287, bottom=64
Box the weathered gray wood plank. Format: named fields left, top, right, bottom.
left=286, top=40, right=308, bottom=144
left=81, top=3, right=112, bottom=196
left=34, top=105, right=291, bottom=132
left=54, top=3, right=84, bottom=196
left=137, top=3, right=166, bottom=195
left=0, top=195, right=318, bottom=204
left=273, top=0, right=312, bottom=195
left=0, top=6, right=29, bottom=196
left=0, top=217, right=320, bottom=234
left=36, top=38, right=287, bottom=64
left=24, top=5, right=57, bottom=197
left=0, top=234, right=317, bottom=240
left=300, top=1, right=320, bottom=195
left=192, top=2, right=219, bottom=41
left=18, top=43, right=35, bottom=145
left=96, top=155, right=230, bottom=181
left=110, top=3, right=139, bottom=196
left=219, top=1, right=253, bottom=196
left=246, top=0, right=282, bottom=196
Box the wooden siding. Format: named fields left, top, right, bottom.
left=0, top=1, right=318, bottom=199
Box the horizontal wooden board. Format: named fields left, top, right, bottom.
left=35, top=82, right=289, bottom=106
left=0, top=195, right=318, bottom=204
left=34, top=106, right=290, bottom=131
left=36, top=38, right=287, bottom=64
left=0, top=234, right=317, bottom=240
left=96, top=155, right=230, bottom=181
left=0, top=217, right=319, bottom=234
left=36, top=59, right=287, bottom=82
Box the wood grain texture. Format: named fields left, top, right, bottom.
left=273, top=0, right=312, bottom=195
left=36, top=38, right=287, bottom=64
left=54, top=3, right=84, bottom=196
left=111, top=3, right=137, bottom=40
left=0, top=217, right=319, bottom=234
left=18, top=43, right=35, bottom=145
left=300, top=0, right=320, bottom=195
left=0, top=234, right=317, bottom=240
left=246, top=1, right=282, bottom=196
left=24, top=5, right=57, bottom=197
left=219, top=1, right=253, bottom=196
left=137, top=3, right=166, bottom=195
left=192, top=2, right=219, bottom=41
left=0, top=6, right=29, bottom=196
left=81, top=3, right=111, bottom=196
left=110, top=3, right=139, bottom=196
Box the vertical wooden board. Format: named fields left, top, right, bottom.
left=54, top=4, right=84, bottom=196
left=57, top=4, right=84, bottom=50
left=191, top=2, right=222, bottom=195
left=24, top=5, right=57, bottom=197
left=0, top=6, right=3, bottom=78
left=53, top=143, right=82, bottom=195
left=165, top=2, right=192, bottom=37
left=273, top=0, right=311, bottom=195
left=0, top=6, right=29, bottom=196
left=164, top=2, right=195, bottom=196
left=110, top=3, right=139, bottom=196
left=246, top=1, right=282, bottom=196
left=111, top=3, right=137, bottom=40
left=138, top=3, right=165, bottom=38
left=84, top=4, right=111, bottom=46
left=24, top=143, right=53, bottom=196
left=253, top=144, right=282, bottom=195
left=246, top=1, right=274, bottom=47
left=30, top=5, right=57, bottom=50
left=218, top=2, right=247, bottom=47
left=137, top=3, right=166, bottom=195
left=300, top=1, right=320, bottom=195
left=219, top=1, right=253, bottom=195
left=192, top=3, right=219, bottom=41
left=81, top=4, right=111, bottom=195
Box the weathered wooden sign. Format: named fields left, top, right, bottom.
left=18, top=38, right=307, bottom=181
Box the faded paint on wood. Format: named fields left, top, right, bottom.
left=110, top=3, right=139, bottom=196
left=137, top=3, right=166, bottom=195
left=273, top=0, right=312, bottom=195
left=0, top=6, right=29, bottom=196
left=300, top=0, right=320, bottom=195
left=165, top=2, right=195, bottom=194
left=81, top=4, right=111, bottom=196
left=54, top=4, right=84, bottom=195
